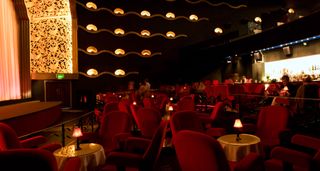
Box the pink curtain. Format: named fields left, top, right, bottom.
left=0, top=0, right=21, bottom=101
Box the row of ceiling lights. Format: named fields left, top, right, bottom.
left=85, top=24, right=178, bottom=38
left=84, top=2, right=223, bottom=34
left=85, top=2, right=201, bottom=21
left=86, top=46, right=154, bottom=57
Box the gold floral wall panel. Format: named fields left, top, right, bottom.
left=25, top=0, right=73, bottom=74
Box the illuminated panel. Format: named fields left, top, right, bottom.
left=189, top=14, right=198, bottom=21
left=114, top=28, right=125, bottom=35
left=141, top=49, right=151, bottom=56
left=114, top=8, right=124, bottom=15
left=86, top=46, right=98, bottom=53
left=264, top=54, right=320, bottom=81
left=114, top=48, right=125, bottom=56
left=86, top=2, right=97, bottom=9
left=141, top=30, right=151, bottom=37
left=86, top=24, right=98, bottom=31
left=114, top=69, right=125, bottom=76
left=25, top=0, right=73, bottom=74
left=166, top=12, right=175, bottom=19
left=214, top=27, right=223, bottom=34
left=140, top=10, right=151, bottom=17
left=87, top=68, right=98, bottom=76
left=166, top=31, right=176, bottom=38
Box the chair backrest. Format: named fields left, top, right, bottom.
left=136, top=107, right=162, bottom=138
left=210, top=101, right=227, bottom=121
left=170, top=111, right=203, bottom=142
left=0, top=148, right=58, bottom=171
left=103, top=102, right=119, bottom=115
left=174, top=130, right=231, bottom=171
left=0, top=122, right=22, bottom=150
left=177, top=95, right=195, bottom=111
left=98, top=111, right=132, bottom=152
left=118, top=99, right=130, bottom=113
left=143, top=120, right=168, bottom=170
left=256, top=105, right=289, bottom=147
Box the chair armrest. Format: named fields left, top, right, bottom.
left=112, top=132, right=132, bottom=150
left=234, top=152, right=264, bottom=171
left=20, top=135, right=48, bottom=148
left=105, top=151, right=143, bottom=167
left=270, top=146, right=312, bottom=168
left=125, top=137, right=151, bottom=153
left=292, top=134, right=320, bottom=150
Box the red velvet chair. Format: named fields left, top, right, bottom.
left=0, top=122, right=61, bottom=152
left=170, top=111, right=225, bottom=144
left=0, top=148, right=81, bottom=171
left=100, top=120, right=168, bottom=171
left=243, top=105, right=290, bottom=157
left=174, top=130, right=264, bottom=171
left=265, top=134, right=320, bottom=171
left=80, top=111, right=132, bottom=154
left=135, top=107, right=162, bottom=139
left=197, top=101, right=231, bottom=130
left=176, top=95, right=195, bottom=111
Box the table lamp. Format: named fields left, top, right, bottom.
left=233, top=118, right=243, bottom=142
left=72, top=126, right=83, bottom=150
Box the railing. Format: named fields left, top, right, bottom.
left=19, top=110, right=96, bottom=147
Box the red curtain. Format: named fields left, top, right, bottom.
left=0, top=0, right=21, bottom=101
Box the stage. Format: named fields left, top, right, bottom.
left=0, top=101, right=62, bottom=136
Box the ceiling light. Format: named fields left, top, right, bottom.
left=114, top=69, right=125, bottom=76
left=114, top=8, right=124, bottom=15
left=141, top=10, right=151, bottom=17
left=114, top=28, right=125, bottom=35
left=141, top=30, right=151, bottom=37
left=86, top=24, right=97, bottom=31
left=254, top=17, right=262, bottom=23
left=166, top=12, right=175, bottom=19
left=141, top=49, right=151, bottom=56
left=114, top=48, right=125, bottom=56
left=86, top=2, right=97, bottom=9
left=86, top=68, right=98, bottom=76
left=166, top=31, right=176, bottom=38
left=214, top=27, right=223, bottom=34
left=288, top=8, right=295, bottom=14
left=189, top=14, right=198, bottom=21
left=86, top=46, right=97, bottom=53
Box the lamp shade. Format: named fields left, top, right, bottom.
left=72, top=127, right=83, bottom=138
left=168, top=106, right=174, bottom=111
left=233, top=119, right=243, bottom=128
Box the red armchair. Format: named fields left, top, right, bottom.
left=0, top=122, right=61, bottom=152
left=174, top=130, right=264, bottom=171
left=100, top=120, right=168, bottom=171
left=135, top=107, right=162, bottom=139
left=243, top=105, right=290, bottom=157
left=265, top=134, right=320, bottom=171
left=80, top=111, right=132, bottom=154
left=197, top=101, right=231, bottom=131
left=170, top=111, right=225, bottom=144
left=176, top=95, right=195, bottom=111
left=0, top=148, right=81, bottom=171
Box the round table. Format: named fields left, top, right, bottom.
left=54, top=143, right=106, bottom=171
left=217, top=134, right=261, bottom=162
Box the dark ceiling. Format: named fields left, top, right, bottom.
left=75, top=0, right=320, bottom=84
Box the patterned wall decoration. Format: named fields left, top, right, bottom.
left=24, top=0, right=73, bottom=74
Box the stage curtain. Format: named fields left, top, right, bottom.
left=0, top=0, right=21, bottom=101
